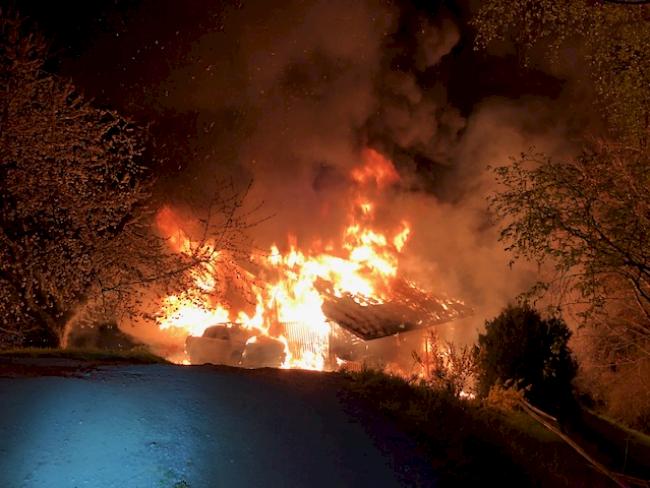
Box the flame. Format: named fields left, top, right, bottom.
left=351, top=148, right=400, bottom=188
left=155, top=149, right=411, bottom=370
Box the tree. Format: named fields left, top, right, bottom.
left=476, top=304, right=577, bottom=413
left=472, top=0, right=650, bottom=144
left=473, top=0, right=650, bottom=427
left=490, top=141, right=650, bottom=356
left=0, top=13, right=163, bottom=346
left=0, top=12, right=260, bottom=350
left=473, top=3, right=650, bottom=319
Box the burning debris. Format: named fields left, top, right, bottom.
left=321, top=279, right=470, bottom=341
left=155, top=149, right=470, bottom=370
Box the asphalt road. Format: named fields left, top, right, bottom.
left=0, top=363, right=435, bottom=487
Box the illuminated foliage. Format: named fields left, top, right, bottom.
left=490, top=141, right=650, bottom=357
left=0, top=14, right=159, bottom=346
left=472, top=0, right=650, bottom=142
left=474, top=1, right=650, bottom=426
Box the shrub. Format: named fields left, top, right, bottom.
left=486, top=381, right=528, bottom=413
left=476, top=304, right=577, bottom=414
left=412, top=331, right=477, bottom=398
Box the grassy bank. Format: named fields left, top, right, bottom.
left=343, top=368, right=615, bottom=487
left=570, top=409, right=650, bottom=480
left=0, top=347, right=169, bottom=364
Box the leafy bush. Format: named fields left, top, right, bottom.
left=476, top=304, right=577, bottom=414
left=411, top=331, right=476, bottom=398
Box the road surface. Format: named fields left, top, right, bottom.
left=0, top=362, right=435, bottom=487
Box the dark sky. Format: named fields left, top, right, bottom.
left=12, top=0, right=563, bottom=112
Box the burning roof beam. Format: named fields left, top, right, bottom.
left=322, top=278, right=471, bottom=340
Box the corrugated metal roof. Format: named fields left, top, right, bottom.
left=322, top=279, right=471, bottom=340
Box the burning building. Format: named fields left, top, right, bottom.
left=154, top=148, right=470, bottom=371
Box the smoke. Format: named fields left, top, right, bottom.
left=402, top=97, right=574, bottom=344
left=156, top=0, right=572, bottom=343
left=147, top=0, right=396, bottom=246
left=50, top=0, right=581, bottom=346
left=146, top=0, right=469, bottom=249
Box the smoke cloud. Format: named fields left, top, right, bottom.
left=51, top=0, right=581, bottom=346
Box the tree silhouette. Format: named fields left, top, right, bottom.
left=476, top=304, right=577, bottom=413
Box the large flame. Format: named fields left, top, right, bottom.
left=155, top=149, right=412, bottom=370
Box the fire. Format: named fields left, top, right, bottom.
left=155, top=148, right=412, bottom=370
left=351, top=148, right=400, bottom=187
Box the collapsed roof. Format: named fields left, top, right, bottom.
left=321, top=279, right=471, bottom=340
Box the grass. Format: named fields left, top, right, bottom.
left=0, top=346, right=169, bottom=364
left=342, top=368, right=615, bottom=487
left=588, top=410, right=650, bottom=447
left=571, top=409, right=650, bottom=478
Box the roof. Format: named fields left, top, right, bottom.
left=321, top=279, right=471, bottom=340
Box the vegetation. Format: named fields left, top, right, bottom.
left=0, top=13, right=164, bottom=347
left=0, top=13, right=253, bottom=349
left=472, top=0, right=650, bottom=143
left=570, top=409, right=650, bottom=478
left=489, top=139, right=650, bottom=430
left=411, top=330, right=476, bottom=398
left=490, top=142, right=650, bottom=347
left=473, top=0, right=650, bottom=431
left=475, top=305, right=577, bottom=414
left=343, top=368, right=612, bottom=487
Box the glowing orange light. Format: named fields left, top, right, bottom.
left=155, top=148, right=411, bottom=370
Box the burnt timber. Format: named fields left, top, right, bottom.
left=322, top=279, right=471, bottom=340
